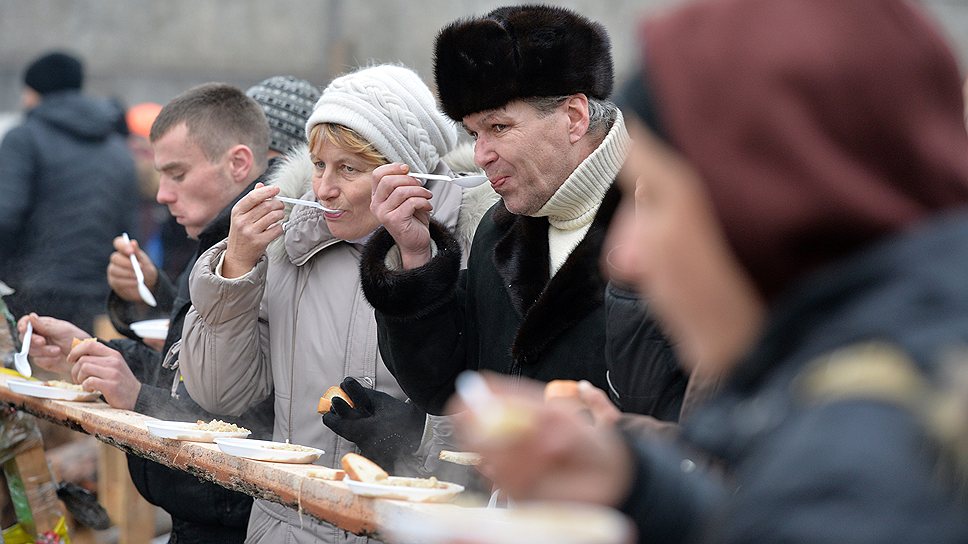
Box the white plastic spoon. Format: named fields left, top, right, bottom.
left=122, top=232, right=157, bottom=307
left=274, top=196, right=340, bottom=214
left=14, top=322, right=32, bottom=377
left=407, top=172, right=490, bottom=188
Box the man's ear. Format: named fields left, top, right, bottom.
left=564, top=93, right=591, bottom=144
left=225, top=144, right=255, bottom=183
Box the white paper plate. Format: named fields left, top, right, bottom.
left=130, top=319, right=170, bottom=340
left=345, top=477, right=465, bottom=503
left=214, top=437, right=323, bottom=463
left=383, top=502, right=632, bottom=544
left=146, top=420, right=250, bottom=442
left=6, top=379, right=99, bottom=402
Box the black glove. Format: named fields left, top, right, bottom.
left=322, top=377, right=426, bottom=470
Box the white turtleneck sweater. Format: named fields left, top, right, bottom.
left=533, top=110, right=630, bottom=275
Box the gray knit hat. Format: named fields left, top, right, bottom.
left=305, top=65, right=457, bottom=174
left=247, top=76, right=321, bottom=154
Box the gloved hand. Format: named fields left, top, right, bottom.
left=322, top=377, right=426, bottom=470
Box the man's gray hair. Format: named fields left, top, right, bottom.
left=524, top=95, right=617, bottom=137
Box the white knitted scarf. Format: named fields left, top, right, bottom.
left=534, top=110, right=630, bottom=275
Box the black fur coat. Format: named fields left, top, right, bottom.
left=361, top=186, right=620, bottom=415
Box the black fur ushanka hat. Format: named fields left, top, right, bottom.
left=433, top=4, right=614, bottom=122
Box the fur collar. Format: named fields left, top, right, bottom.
left=492, top=185, right=621, bottom=364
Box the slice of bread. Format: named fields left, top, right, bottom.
left=341, top=452, right=388, bottom=482
left=438, top=450, right=483, bottom=466
left=306, top=467, right=345, bottom=481
left=317, top=385, right=354, bottom=413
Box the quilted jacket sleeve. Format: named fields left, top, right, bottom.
left=179, top=240, right=273, bottom=417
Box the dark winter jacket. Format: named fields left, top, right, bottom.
left=362, top=184, right=619, bottom=415
left=604, top=283, right=686, bottom=422
left=619, top=214, right=968, bottom=543
left=0, top=91, right=138, bottom=302
left=107, top=169, right=276, bottom=544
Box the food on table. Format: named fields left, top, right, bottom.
left=381, top=476, right=448, bottom=489
left=306, top=467, right=345, bottom=480
left=341, top=452, right=389, bottom=482
left=317, top=385, right=354, bottom=413
left=265, top=442, right=317, bottom=452
left=43, top=380, right=85, bottom=392
left=193, top=419, right=249, bottom=434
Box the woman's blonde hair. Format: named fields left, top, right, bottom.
left=308, top=123, right=388, bottom=168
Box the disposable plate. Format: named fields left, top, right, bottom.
left=214, top=437, right=323, bottom=463
left=344, top=477, right=464, bottom=502
left=383, top=502, right=632, bottom=544
left=146, top=420, right=250, bottom=442
left=6, top=379, right=99, bottom=402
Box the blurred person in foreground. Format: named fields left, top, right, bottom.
left=360, top=4, right=684, bottom=419
left=19, top=83, right=278, bottom=544
left=179, top=64, right=494, bottom=544
left=0, top=51, right=138, bottom=333
left=453, top=0, right=968, bottom=542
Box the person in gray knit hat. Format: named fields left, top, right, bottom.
left=246, top=75, right=320, bottom=157
left=359, top=4, right=685, bottom=426
left=179, top=63, right=493, bottom=544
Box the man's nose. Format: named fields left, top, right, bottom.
left=473, top=137, right=497, bottom=170
left=156, top=181, right=175, bottom=204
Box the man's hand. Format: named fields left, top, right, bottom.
left=68, top=341, right=141, bottom=410
left=322, top=377, right=426, bottom=470
left=223, top=183, right=285, bottom=279
left=17, top=313, right=89, bottom=376
left=370, top=163, right=435, bottom=269
left=107, top=235, right=158, bottom=302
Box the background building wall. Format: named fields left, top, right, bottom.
left=0, top=0, right=966, bottom=114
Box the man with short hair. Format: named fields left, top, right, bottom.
left=361, top=5, right=684, bottom=416
left=20, top=83, right=277, bottom=544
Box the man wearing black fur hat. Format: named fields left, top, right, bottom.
left=360, top=5, right=684, bottom=417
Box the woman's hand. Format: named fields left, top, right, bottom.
left=370, top=163, right=435, bottom=269
left=223, top=183, right=285, bottom=278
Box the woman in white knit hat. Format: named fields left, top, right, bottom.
left=178, top=64, right=495, bottom=544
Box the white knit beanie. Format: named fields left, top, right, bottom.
left=305, top=64, right=458, bottom=174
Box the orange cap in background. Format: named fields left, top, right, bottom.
left=126, top=102, right=162, bottom=139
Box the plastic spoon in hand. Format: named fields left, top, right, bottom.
left=14, top=321, right=32, bottom=377
left=407, top=172, right=489, bottom=188
left=122, top=232, right=157, bottom=307
left=274, top=196, right=340, bottom=214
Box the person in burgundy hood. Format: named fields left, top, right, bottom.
left=453, top=0, right=968, bottom=542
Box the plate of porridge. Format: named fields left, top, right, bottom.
left=146, top=419, right=251, bottom=442
left=214, top=437, right=324, bottom=463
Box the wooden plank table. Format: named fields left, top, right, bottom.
left=0, top=374, right=474, bottom=542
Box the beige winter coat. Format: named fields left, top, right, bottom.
left=179, top=145, right=494, bottom=544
